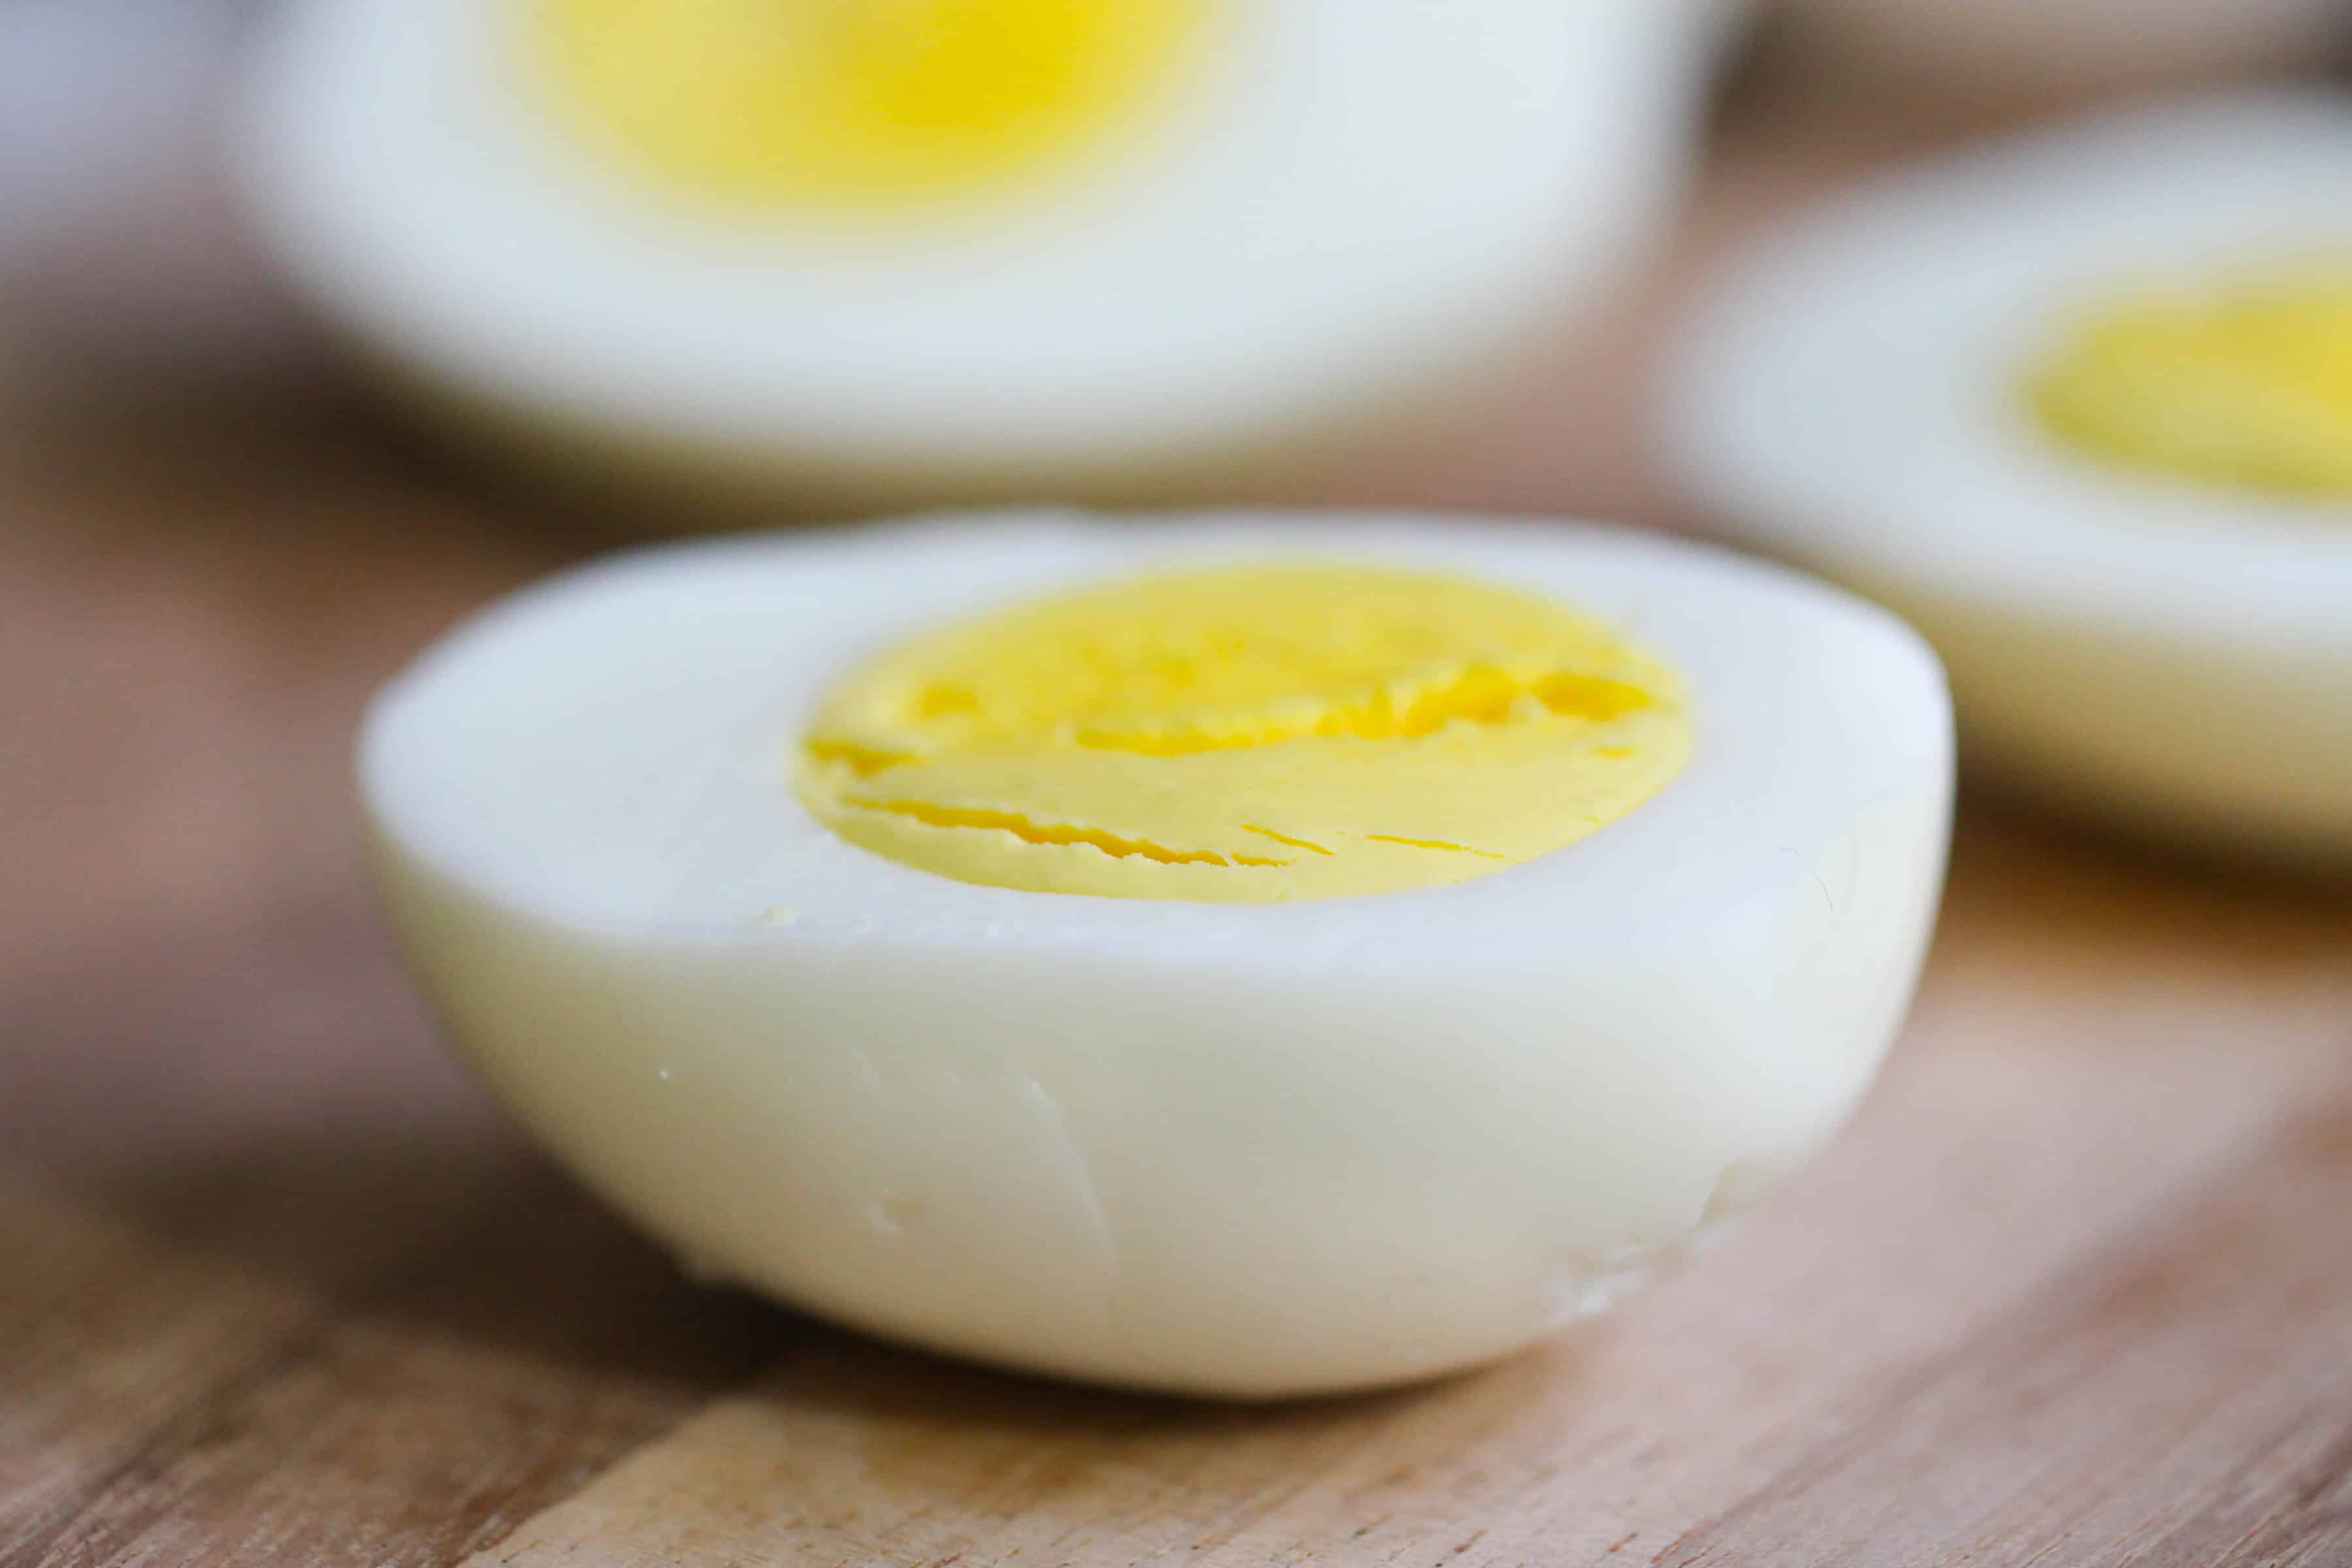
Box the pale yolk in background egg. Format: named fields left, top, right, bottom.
left=531, top=0, right=1205, bottom=206
left=797, top=565, right=1693, bottom=902
left=2030, top=269, right=2352, bottom=500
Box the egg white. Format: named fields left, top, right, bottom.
left=237, top=0, right=1726, bottom=512
left=362, top=512, right=1952, bottom=1397
left=1664, top=91, right=2352, bottom=868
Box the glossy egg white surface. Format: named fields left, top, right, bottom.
left=361, top=512, right=1952, bottom=1397
left=238, top=0, right=1724, bottom=512
left=1664, top=93, right=2352, bottom=869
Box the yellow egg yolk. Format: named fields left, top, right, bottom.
left=796, top=564, right=1693, bottom=902
left=530, top=0, right=1203, bottom=208
left=2029, top=269, right=2352, bottom=500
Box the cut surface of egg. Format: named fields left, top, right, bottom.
left=2027, top=267, right=2352, bottom=500
left=1664, top=91, right=2352, bottom=868
left=237, top=0, right=1725, bottom=511
left=362, top=512, right=1953, bottom=1397
left=796, top=563, right=1694, bottom=901
left=532, top=0, right=1208, bottom=209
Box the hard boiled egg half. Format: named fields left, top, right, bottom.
left=238, top=0, right=1727, bottom=512
left=362, top=512, right=1952, bottom=1397
left=1665, top=92, right=2352, bottom=869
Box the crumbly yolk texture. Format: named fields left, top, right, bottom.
left=796, top=564, right=1693, bottom=902
left=531, top=0, right=1202, bottom=207
left=2029, top=268, right=2352, bottom=500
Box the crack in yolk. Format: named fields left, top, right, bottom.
left=2029, top=265, right=2352, bottom=500
left=1068, top=664, right=1654, bottom=755
left=1242, top=825, right=1333, bottom=857
left=851, top=800, right=1286, bottom=868
left=796, top=563, right=1694, bottom=903
left=530, top=0, right=1206, bottom=210
left=1364, top=836, right=1508, bottom=859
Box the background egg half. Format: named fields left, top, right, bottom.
left=361, top=512, right=1953, bottom=1397
left=1663, top=91, right=2352, bottom=870
left=237, top=0, right=1732, bottom=516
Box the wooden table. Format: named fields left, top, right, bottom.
left=6, top=67, right=2352, bottom=1568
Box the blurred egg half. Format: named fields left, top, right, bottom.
left=237, top=0, right=1730, bottom=513
left=362, top=512, right=1951, bottom=1396
left=1664, top=92, right=2352, bottom=868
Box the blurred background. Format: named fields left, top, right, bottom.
left=0, top=0, right=2333, bottom=526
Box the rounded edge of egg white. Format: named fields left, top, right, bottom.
left=231, top=0, right=1727, bottom=515
left=359, top=511, right=1952, bottom=1398
left=1659, top=90, right=2352, bottom=868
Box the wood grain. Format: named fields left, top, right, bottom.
left=6, top=61, right=2352, bottom=1568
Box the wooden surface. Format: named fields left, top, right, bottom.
left=7, top=65, right=2352, bottom=1568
